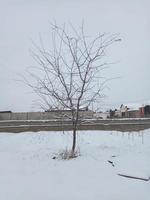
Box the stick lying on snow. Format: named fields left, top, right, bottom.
left=118, top=174, right=150, bottom=181
left=108, top=160, right=115, bottom=167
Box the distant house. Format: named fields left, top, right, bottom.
left=95, top=103, right=150, bottom=119
left=144, top=105, right=150, bottom=117
left=139, top=105, right=150, bottom=118
left=128, top=109, right=140, bottom=118
left=112, top=104, right=129, bottom=118
left=120, top=104, right=129, bottom=117
left=118, top=104, right=141, bottom=118
left=119, top=104, right=150, bottom=118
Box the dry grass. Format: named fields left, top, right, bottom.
left=52, top=148, right=80, bottom=160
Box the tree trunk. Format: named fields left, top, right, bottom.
left=71, top=127, right=77, bottom=154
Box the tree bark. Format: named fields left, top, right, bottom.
left=71, top=127, right=77, bottom=154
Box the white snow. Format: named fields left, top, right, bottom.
left=0, top=129, right=150, bottom=200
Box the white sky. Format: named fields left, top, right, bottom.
left=0, top=0, right=150, bottom=111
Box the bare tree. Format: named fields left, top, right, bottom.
left=25, top=24, right=120, bottom=158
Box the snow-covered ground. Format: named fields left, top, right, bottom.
left=0, top=129, right=150, bottom=200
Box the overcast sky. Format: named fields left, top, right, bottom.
left=0, top=0, right=150, bottom=111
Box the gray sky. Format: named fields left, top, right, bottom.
left=0, top=0, right=150, bottom=111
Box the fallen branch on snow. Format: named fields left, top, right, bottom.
left=108, top=160, right=115, bottom=167
left=118, top=173, right=150, bottom=181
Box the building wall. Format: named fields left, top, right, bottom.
left=139, top=107, right=145, bottom=118
left=94, top=112, right=110, bottom=119
left=0, top=113, right=11, bottom=120
left=128, top=110, right=140, bottom=118
left=0, top=110, right=94, bottom=121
